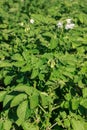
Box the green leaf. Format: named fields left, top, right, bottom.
left=80, top=99, right=87, bottom=108
left=13, top=61, right=25, bottom=67
left=39, top=73, right=45, bottom=81
left=21, top=64, right=31, bottom=72
left=42, top=32, right=53, bottom=38
left=56, top=118, right=62, bottom=126
left=64, top=101, right=70, bottom=109
left=22, top=51, right=30, bottom=61
left=0, top=91, right=7, bottom=102
left=49, top=37, right=58, bottom=50
left=16, top=100, right=28, bottom=125
left=64, top=93, right=71, bottom=101
left=0, top=24, right=7, bottom=29
left=63, top=71, right=73, bottom=79
left=14, top=84, right=33, bottom=96
left=22, top=122, right=39, bottom=130
left=3, top=119, right=12, bottom=130
left=60, top=111, right=67, bottom=119
left=25, top=108, right=34, bottom=119
left=3, top=94, right=15, bottom=107
left=64, top=119, right=70, bottom=128
left=0, top=121, right=4, bottom=130
left=31, top=14, right=54, bottom=24
left=82, top=88, right=87, bottom=98
left=0, top=61, right=12, bottom=67
left=4, top=76, right=14, bottom=85
left=78, top=13, right=84, bottom=23
left=30, top=92, right=39, bottom=109
left=71, top=98, right=79, bottom=110
left=10, top=93, right=27, bottom=107
left=71, top=119, right=85, bottom=130
left=31, top=69, right=39, bottom=79
left=11, top=54, right=23, bottom=61
left=84, top=122, right=87, bottom=130
left=40, top=92, right=49, bottom=107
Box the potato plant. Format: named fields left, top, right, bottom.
left=0, top=0, right=87, bottom=130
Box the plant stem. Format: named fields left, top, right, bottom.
left=38, top=104, right=46, bottom=113
left=49, top=122, right=58, bottom=129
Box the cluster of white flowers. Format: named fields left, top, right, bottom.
left=30, top=19, right=34, bottom=24
left=65, top=18, right=75, bottom=30
left=57, top=18, right=75, bottom=30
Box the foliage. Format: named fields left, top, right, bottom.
left=0, top=0, right=87, bottom=129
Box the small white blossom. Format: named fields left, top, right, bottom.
left=66, top=18, right=72, bottom=24
left=65, top=23, right=75, bottom=30
left=57, top=22, right=63, bottom=28
left=30, top=19, right=34, bottom=24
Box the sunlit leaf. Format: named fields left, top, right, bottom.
left=4, top=76, right=14, bottom=85
left=71, top=119, right=85, bottom=130
left=11, top=93, right=27, bottom=107
left=16, top=100, right=28, bottom=125
left=11, top=54, right=23, bottom=61
left=3, top=119, right=12, bottom=130
left=30, top=92, right=39, bottom=109
left=0, top=91, right=7, bottom=102
left=22, top=122, right=39, bottom=130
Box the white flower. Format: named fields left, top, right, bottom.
left=65, top=18, right=75, bottom=30
left=65, top=23, right=75, bottom=30
left=66, top=18, right=72, bottom=24
left=30, top=19, right=34, bottom=24
left=57, top=22, right=63, bottom=28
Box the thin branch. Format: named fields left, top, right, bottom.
left=49, top=122, right=58, bottom=129
left=38, top=104, right=47, bottom=113
left=52, top=105, right=60, bottom=111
